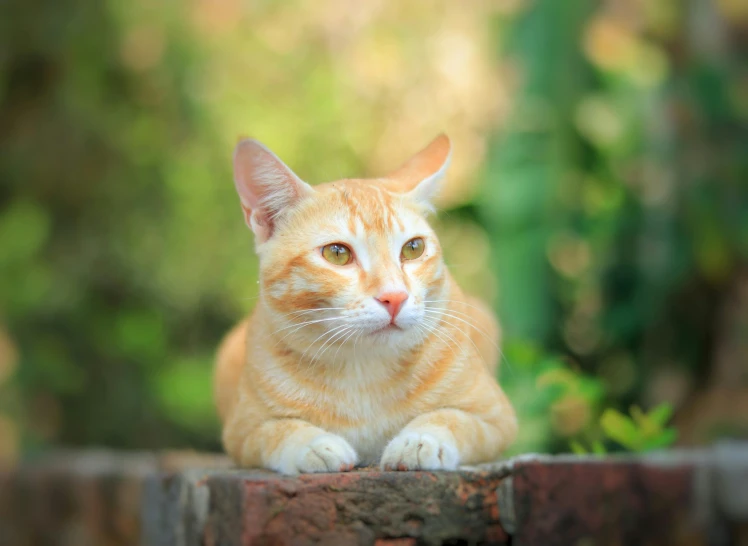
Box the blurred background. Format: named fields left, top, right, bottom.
left=1, top=0, right=747, bottom=466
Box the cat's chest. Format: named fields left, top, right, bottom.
left=310, top=379, right=427, bottom=464
left=317, top=379, right=413, bottom=423
left=329, top=388, right=410, bottom=463
left=263, top=363, right=439, bottom=463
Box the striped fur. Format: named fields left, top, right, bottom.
left=215, top=134, right=517, bottom=474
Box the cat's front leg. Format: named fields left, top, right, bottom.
left=224, top=416, right=358, bottom=475
left=380, top=426, right=459, bottom=470
left=380, top=406, right=516, bottom=471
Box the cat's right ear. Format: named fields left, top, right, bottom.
left=384, top=134, right=452, bottom=210
left=233, top=139, right=314, bottom=244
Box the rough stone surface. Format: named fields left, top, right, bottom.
left=511, top=459, right=702, bottom=546
left=201, top=469, right=509, bottom=546
left=1, top=446, right=747, bottom=546
left=0, top=451, right=156, bottom=546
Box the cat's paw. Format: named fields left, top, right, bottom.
left=380, top=431, right=459, bottom=471
left=276, top=433, right=358, bottom=475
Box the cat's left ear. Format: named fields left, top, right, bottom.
left=384, top=133, right=452, bottom=207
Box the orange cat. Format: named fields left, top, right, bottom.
left=214, top=134, right=517, bottom=474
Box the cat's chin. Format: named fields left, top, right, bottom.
left=371, top=324, right=402, bottom=334
left=364, top=324, right=422, bottom=349
left=360, top=324, right=406, bottom=344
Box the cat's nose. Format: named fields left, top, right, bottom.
left=375, top=291, right=409, bottom=321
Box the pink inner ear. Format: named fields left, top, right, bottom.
left=241, top=206, right=252, bottom=227
left=233, top=140, right=275, bottom=212
left=383, top=134, right=452, bottom=193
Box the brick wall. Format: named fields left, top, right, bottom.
left=1, top=445, right=747, bottom=545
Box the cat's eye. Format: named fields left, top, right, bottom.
left=322, top=243, right=352, bottom=266
left=401, top=237, right=425, bottom=261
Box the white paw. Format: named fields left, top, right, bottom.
left=380, top=431, right=459, bottom=471
left=275, top=433, right=358, bottom=475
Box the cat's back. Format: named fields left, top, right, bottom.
left=214, top=316, right=251, bottom=421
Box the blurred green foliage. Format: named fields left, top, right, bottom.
left=487, top=0, right=748, bottom=453
left=600, top=404, right=678, bottom=452
left=0, top=0, right=746, bottom=462
left=570, top=403, right=678, bottom=455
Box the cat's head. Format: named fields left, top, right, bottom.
left=232, top=134, right=452, bottom=359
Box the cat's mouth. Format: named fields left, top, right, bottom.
left=371, top=324, right=402, bottom=335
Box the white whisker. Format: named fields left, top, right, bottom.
left=423, top=310, right=488, bottom=360
left=300, top=323, right=350, bottom=364
left=423, top=308, right=498, bottom=350
left=307, top=324, right=351, bottom=365
left=332, top=328, right=359, bottom=370
left=270, top=316, right=345, bottom=343
left=422, top=305, right=511, bottom=375
left=275, top=307, right=347, bottom=321
left=311, top=326, right=354, bottom=367
left=352, top=329, right=364, bottom=363
left=420, top=316, right=461, bottom=358
left=422, top=299, right=496, bottom=317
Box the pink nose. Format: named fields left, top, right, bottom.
left=375, top=291, right=409, bottom=321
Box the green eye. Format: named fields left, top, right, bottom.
left=322, top=243, right=352, bottom=266
left=402, top=237, right=425, bottom=260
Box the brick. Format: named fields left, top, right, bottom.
left=3, top=447, right=748, bottom=546
left=509, top=455, right=707, bottom=546
left=0, top=450, right=155, bottom=546
left=201, top=468, right=509, bottom=546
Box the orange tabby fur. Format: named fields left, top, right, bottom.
left=215, top=135, right=517, bottom=474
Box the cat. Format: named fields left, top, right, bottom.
left=214, top=134, right=517, bottom=474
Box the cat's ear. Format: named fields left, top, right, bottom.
left=385, top=133, right=452, bottom=207
left=233, top=138, right=314, bottom=243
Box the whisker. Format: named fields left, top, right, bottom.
left=425, top=317, right=461, bottom=349
left=275, top=307, right=347, bottom=320
left=422, top=299, right=497, bottom=317
left=307, top=324, right=351, bottom=365
left=352, top=328, right=363, bottom=358
left=424, top=307, right=498, bottom=349
left=268, top=307, right=350, bottom=342
left=326, top=327, right=358, bottom=369
left=300, top=323, right=350, bottom=364
left=423, top=310, right=489, bottom=360
left=311, top=326, right=354, bottom=367
left=273, top=319, right=345, bottom=349
left=420, top=316, right=461, bottom=357
left=271, top=315, right=343, bottom=335
left=413, top=323, right=432, bottom=351
left=270, top=316, right=344, bottom=341
left=332, top=328, right=359, bottom=370
left=423, top=308, right=498, bottom=349
left=421, top=313, right=459, bottom=346
left=423, top=307, right=512, bottom=376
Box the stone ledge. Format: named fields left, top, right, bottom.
left=1, top=445, right=747, bottom=546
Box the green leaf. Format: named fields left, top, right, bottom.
left=569, top=440, right=588, bottom=455
left=600, top=408, right=642, bottom=450
left=648, top=403, right=674, bottom=427
left=578, top=377, right=606, bottom=403
left=629, top=405, right=646, bottom=427
left=591, top=440, right=607, bottom=455
left=642, top=428, right=678, bottom=451
left=629, top=405, right=659, bottom=437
